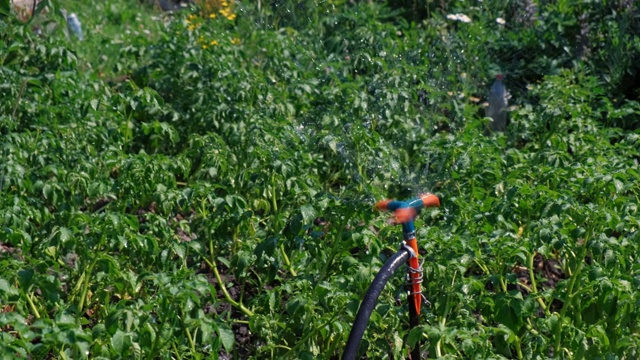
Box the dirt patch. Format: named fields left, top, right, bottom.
left=0, top=241, right=23, bottom=262
left=470, top=253, right=567, bottom=314
left=511, top=253, right=566, bottom=313
left=511, top=253, right=565, bottom=295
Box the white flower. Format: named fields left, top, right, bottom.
left=496, top=17, right=506, bottom=25
left=446, top=13, right=472, bottom=23
left=458, top=14, right=471, bottom=23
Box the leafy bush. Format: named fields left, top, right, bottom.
left=1, top=0, right=639, bottom=359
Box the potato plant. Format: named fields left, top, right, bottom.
left=1, top=0, right=639, bottom=359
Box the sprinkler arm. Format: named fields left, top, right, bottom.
left=375, top=193, right=440, bottom=224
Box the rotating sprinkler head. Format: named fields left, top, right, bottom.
left=375, top=193, right=440, bottom=224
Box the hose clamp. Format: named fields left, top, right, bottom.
left=400, top=241, right=417, bottom=259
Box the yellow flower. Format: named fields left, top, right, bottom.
left=209, top=13, right=217, bottom=19
left=226, top=13, right=236, bottom=21
left=210, top=40, right=219, bottom=46
left=188, top=24, right=196, bottom=31
left=230, top=37, right=240, bottom=45
left=202, top=44, right=208, bottom=49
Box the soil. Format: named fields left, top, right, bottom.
left=0, top=241, right=22, bottom=259
left=470, top=252, right=567, bottom=314
left=511, top=253, right=565, bottom=294
left=511, top=253, right=566, bottom=313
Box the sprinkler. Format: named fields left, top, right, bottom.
left=342, top=193, right=440, bottom=360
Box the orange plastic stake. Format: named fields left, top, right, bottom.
left=405, top=236, right=422, bottom=315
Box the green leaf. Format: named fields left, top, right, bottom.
left=300, top=205, right=316, bottom=224
left=43, top=184, right=52, bottom=200
left=92, top=324, right=106, bottom=339
left=59, top=227, right=72, bottom=243
left=0, top=279, right=18, bottom=296
left=142, top=322, right=156, bottom=347
left=0, top=0, right=10, bottom=16
left=172, top=243, right=185, bottom=260
left=216, top=323, right=235, bottom=351
left=111, top=330, right=127, bottom=353
left=268, top=291, right=276, bottom=313
left=392, top=332, right=403, bottom=359
left=18, top=269, right=34, bottom=291
left=613, top=179, right=623, bottom=192
left=217, top=256, right=231, bottom=268
left=462, top=338, right=475, bottom=355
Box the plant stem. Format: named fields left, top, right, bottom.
left=291, top=314, right=339, bottom=353
left=553, top=234, right=589, bottom=354
left=68, top=271, right=85, bottom=304
left=280, top=244, right=297, bottom=277
left=499, top=276, right=508, bottom=293
left=274, top=344, right=292, bottom=350
left=318, top=218, right=347, bottom=283
left=528, top=253, right=539, bottom=294
left=59, top=348, right=69, bottom=360
left=527, top=252, right=549, bottom=316
left=271, top=175, right=278, bottom=213
left=474, top=258, right=490, bottom=275
left=206, top=241, right=254, bottom=317
left=435, top=321, right=445, bottom=357
left=11, top=80, right=27, bottom=121
left=26, top=292, right=41, bottom=319
left=77, top=259, right=97, bottom=316
left=526, top=318, right=539, bottom=335
left=436, top=273, right=456, bottom=358
left=185, top=327, right=197, bottom=355
left=171, top=342, right=183, bottom=360
left=514, top=336, right=523, bottom=360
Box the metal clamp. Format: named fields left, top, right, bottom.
left=400, top=241, right=417, bottom=259
left=404, top=253, right=431, bottom=307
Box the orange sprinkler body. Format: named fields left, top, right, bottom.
left=405, top=236, right=422, bottom=314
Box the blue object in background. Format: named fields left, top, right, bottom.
left=67, top=13, right=83, bottom=41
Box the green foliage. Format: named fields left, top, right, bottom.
left=1, top=0, right=639, bottom=359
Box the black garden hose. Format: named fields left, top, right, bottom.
left=342, top=248, right=412, bottom=360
